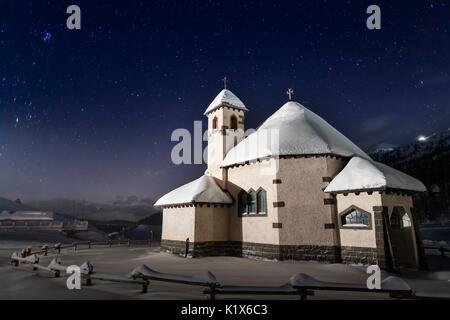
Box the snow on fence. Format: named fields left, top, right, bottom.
left=8, top=248, right=427, bottom=300
left=24, top=239, right=157, bottom=256
left=9, top=244, right=449, bottom=300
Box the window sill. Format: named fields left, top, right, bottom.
left=239, top=213, right=268, bottom=218
left=340, top=225, right=372, bottom=230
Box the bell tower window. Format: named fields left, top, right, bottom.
left=230, top=115, right=238, bottom=130
left=212, top=117, right=218, bottom=130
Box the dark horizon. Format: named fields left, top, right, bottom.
left=1, top=1, right=449, bottom=202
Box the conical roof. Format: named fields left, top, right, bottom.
left=324, top=156, right=426, bottom=193
left=204, top=89, right=248, bottom=115
left=222, top=101, right=369, bottom=167
left=154, top=174, right=233, bottom=207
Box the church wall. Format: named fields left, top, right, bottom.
left=194, top=206, right=230, bottom=242
left=226, top=159, right=280, bottom=245
left=336, top=193, right=381, bottom=249
left=161, top=207, right=196, bottom=242
left=277, top=157, right=339, bottom=247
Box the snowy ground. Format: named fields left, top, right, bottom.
left=0, top=244, right=449, bottom=300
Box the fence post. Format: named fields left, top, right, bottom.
left=74, top=242, right=78, bottom=251
left=88, top=241, right=91, bottom=249
left=142, top=280, right=149, bottom=293
left=149, top=230, right=153, bottom=247
left=42, top=245, right=48, bottom=256
left=185, top=238, right=190, bottom=258
left=108, top=240, right=112, bottom=248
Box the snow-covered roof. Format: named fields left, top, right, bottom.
left=221, top=101, right=369, bottom=167
left=203, top=89, right=248, bottom=115
left=154, top=173, right=233, bottom=207
left=324, top=157, right=426, bottom=193
left=0, top=211, right=54, bottom=221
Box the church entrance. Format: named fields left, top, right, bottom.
left=389, top=207, right=418, bottom=268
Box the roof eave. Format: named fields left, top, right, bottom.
left=325, top=186, right=425, bottom=195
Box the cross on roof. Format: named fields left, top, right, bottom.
left=221, top=77, right=229, bottom=89
left=286, top=88, right=294, bottom=100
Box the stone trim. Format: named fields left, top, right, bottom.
left=161, top=240, right=341, bottom=263
left=273, top=201, right=285, bottom=208
left=373, top=206, right=395, bottom=270
left=341, top=246, right=378, bottom=265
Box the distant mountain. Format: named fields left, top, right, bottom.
left=366, top=143, right=400, bottom=157
left=0, top=197, right=34, bottom=212
left=138, top=211, right=162, bottom=226
left=369, top=129, right=450, bottom=221
left=28, top=198, right=160, bottom=223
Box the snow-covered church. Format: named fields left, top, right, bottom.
left=155, top=88, right=427, bottom=269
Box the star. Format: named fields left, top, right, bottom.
left=42, top=32, right=52, bottom=44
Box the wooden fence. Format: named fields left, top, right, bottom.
left=11, top=240, right=449, bottom=300
left=9, top=243, right=450, bottom=300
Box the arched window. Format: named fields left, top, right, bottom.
left=230, top=115, right=238, bottom=130
left=257, top=189, right=267, bottom=214
left=341, top=208, right=369, bottom=227
left=212, top=117, right=218, bottom=130
left=248, top=190, right=257, bottom=213
left=234, top=136, right=238, bottom=147
left=402, top=214, right=412, bottom=228
left=238, top=190, right=248, bottom=215
left=391, top=207, right=411, bottom=228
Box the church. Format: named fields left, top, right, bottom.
left=155, top=88, right=427, bottom=269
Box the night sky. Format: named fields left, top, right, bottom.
left=0, top=0, right=449, bottom=202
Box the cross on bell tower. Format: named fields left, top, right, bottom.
left=286, top=88, right=294, bottom=101
left=221, top=77, right=229, bottom=89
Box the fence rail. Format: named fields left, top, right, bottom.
left=423, top=246, right=450, bottom=257
left=24, top=238, right=158, bottom=256
left=9, top=243, right=450, bottom=300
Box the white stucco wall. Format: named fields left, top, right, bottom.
left=195, top=206, right=230, bottom=242
left=162, top=205, right=231, bottom=243
left=277, top=157, right=344, bottom=246
left=227, top=158, right=280, bottom=245
left=161, top=206, right=196, bottom=242
left=336, top=192, right=382, bottom=249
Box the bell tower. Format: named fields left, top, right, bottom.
left=204, top=86, right=248, bottom=180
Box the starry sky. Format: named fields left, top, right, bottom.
left=0, top=0, right=449, bottom=202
